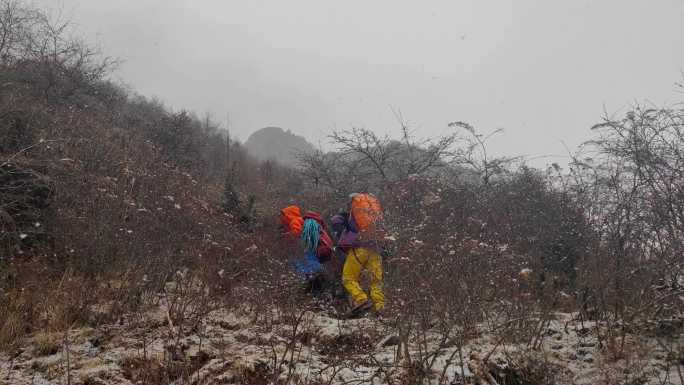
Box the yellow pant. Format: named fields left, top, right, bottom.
left=342, top=247, right=384, bottom=311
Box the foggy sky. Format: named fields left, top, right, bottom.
left=36, top=0, right=684, bottom=166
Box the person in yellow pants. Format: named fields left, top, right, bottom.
left=342, top=247, right=384, bottom=313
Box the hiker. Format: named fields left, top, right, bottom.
left=329, top=210, right=351, bottom=263
left=333, top=193, right=385, bottom=316
left=280, top=206, right=333, bottom=293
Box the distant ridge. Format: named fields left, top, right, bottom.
left=244, top=126, right=316, bottom=166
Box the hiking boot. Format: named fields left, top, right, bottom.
left=346, top=300, right=373, bottom=318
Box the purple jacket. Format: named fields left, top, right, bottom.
left=330, top=214, right=377, bottom=251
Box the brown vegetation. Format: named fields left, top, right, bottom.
left=0, top=1, right=683, bottom=384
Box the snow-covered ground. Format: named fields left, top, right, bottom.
left=1, top=306, right=681, bottom=385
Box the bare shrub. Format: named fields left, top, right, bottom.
left=163, top=267, right=221, bottom=357
left=0, top=159, right=53, bottom=255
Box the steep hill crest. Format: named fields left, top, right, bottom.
left=244, top=126, right=316, bottom=166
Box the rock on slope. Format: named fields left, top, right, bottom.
left=243, top=127, right=316, bottom=167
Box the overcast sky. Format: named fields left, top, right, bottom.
left=36, top=0, right=684, bottom=166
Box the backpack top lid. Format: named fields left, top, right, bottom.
left=281, top=205, right=304, bottom=236
left=350, top=193, right=382, bottom=233
left=303, top=211, right=328, bottom=232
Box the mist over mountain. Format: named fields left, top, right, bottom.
left=244, top=126, right=316, bottom=167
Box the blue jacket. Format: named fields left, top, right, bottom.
left=292, top=250, right=323, bottom=276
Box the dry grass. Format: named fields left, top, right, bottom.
left=0, top=310, right=25, bottom=353
left=119, top=352, right=214, bottom=385
left=32, top=331, right=62, bottom=356
left=0, top=289, right=34, bottom=353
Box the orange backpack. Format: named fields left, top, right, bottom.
left=281, top=205, right=304, bottom=236
left=350, top=193, right=382, bottom=233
